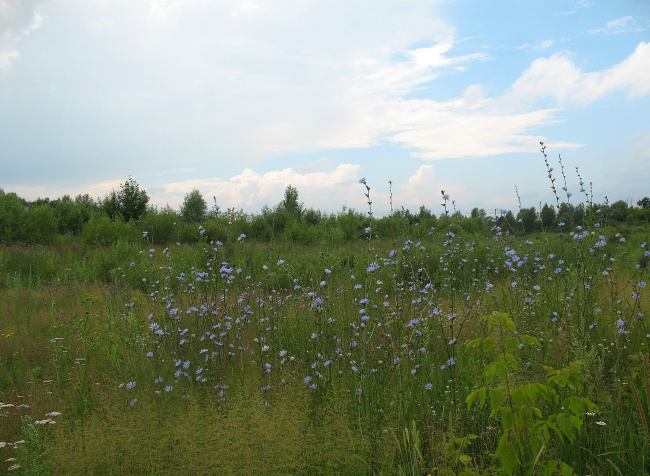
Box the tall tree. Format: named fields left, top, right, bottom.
left=181, top=189, right=207, bottom=223
left=103, top=176, right=149, bottom=222
left=540, top=203, right=556, bottom=230
left=118, top=176, right=149, bottom=222
left=279, top=185, right=304, bottom=221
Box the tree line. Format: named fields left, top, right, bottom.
left=1, top=177, right=649, bottom=246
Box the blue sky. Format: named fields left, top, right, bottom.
left=1, top=0, right=649, bottom=216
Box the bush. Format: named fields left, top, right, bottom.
left=139, top=207, right=180, bottom=245
left=82, top=215, right=140, bottom=245
left=25, top=204, right=58, bottom=245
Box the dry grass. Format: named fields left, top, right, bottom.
left=46, top=384, right=366, bottom=475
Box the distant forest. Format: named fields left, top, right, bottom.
left=1, top=177, right=649, bottom=246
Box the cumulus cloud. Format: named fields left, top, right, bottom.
left=155, top=163, right=361, bottom=211
left=506, top=42, right=650, bottom=107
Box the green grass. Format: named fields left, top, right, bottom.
left=0, top=213, right=649, bottom=474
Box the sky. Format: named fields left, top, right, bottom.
left=1, top=0, right=649, bottom=217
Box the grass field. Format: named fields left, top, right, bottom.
left=1, top=204, right=649, bottom=474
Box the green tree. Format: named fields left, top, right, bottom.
left=638, top=197, right=650, bottom=209
left=540, top=203, right=556, bottom=230
left=103, top=177, right=149, bottom=222
left=470, top=207, right=486, bottom=219
left=53, top=195, right=86, bottom=235
left=0, top=189, right=27, bottom=242
left=279, top=185, right=303, bottom=221
left=516, top=207, right=539, bottom=233
left=557, top=203, right=574, bottom=227
left=180, top=189, right=207, bottom=223
left=609, top=200, right=629, bottom=222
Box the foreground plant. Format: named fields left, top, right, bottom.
left=466, top=312, right=598, bottom=475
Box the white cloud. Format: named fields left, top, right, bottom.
left=148, top=163, right=475, bottom=215
left=0, top=0, right=43, bottom=71
left=589, top=16, right=647, bottom=35
left=506, top=42, right=650, bottom=107
left=390, top=164, right=466, bottom=211
left=155, top=164, right=362, bottom=211
left=147, top=0, right=206, bottom=23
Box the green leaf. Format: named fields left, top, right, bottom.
left=504, top=352, right=518, bottom=371
left=501, top=314, right=517, bottom=333
left=557, top=415, right=574, bottom=443
left=490, top=388, right=504, bottom=417
left=495, top=433, right=518, bottom=475
left=504, top=337, right=520, bottom=352
left=501, top=407, right=514, bottom=431
left=485, top=362, right=508, bottom=383
left=466, top=338, right=483, bottom=350
left=521, top=334, right=541, bottom=347
left=484, top=338, right=495, bottom=356
left=559, top=461, right=576, bottom=476
left=535, top=384, right=552, bottom=403
left=525, top=384, right=538, bottom=405
left=543, top=460, right=558, bottom=476
left=479, top=387, right=487, bottom=407
left=569, top=415, right=583, bottom=432
left=466, top=389, right=481, bottom=409
left=546, top=421, right=562, bottom=440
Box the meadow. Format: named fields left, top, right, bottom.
left=1, top=162, right=650, bottom=474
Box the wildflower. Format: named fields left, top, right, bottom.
left=359, top=178, right=366, bottom=184
left=596, top=421, right=606, bottom=426
left=367, top=262, right=380, bottom=272
left=277, top=259, right=284, bottom=265
left=126, top=381, right=136, bottom=389
left=425, top=383, right=433, bottom=390
left=130, top=398, right=137, bottom=406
